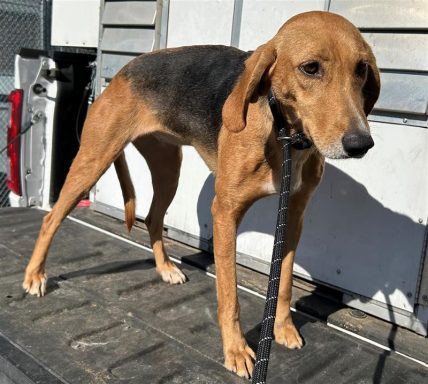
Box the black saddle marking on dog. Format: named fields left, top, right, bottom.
left=122, top=45, right=251, bottom=151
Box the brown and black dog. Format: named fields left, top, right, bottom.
left=23, top=11, right=379, bottom=378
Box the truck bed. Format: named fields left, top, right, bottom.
left=0, top=208, right=426, bottom=384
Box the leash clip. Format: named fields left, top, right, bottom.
left=277, top=131, right=313, bottom=150
left=269, top=89, right=312, bottom=150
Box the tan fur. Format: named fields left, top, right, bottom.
left=22, top=11, right=379, bottom=379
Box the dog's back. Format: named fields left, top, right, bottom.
left=121, top=45, right=250, bottom=151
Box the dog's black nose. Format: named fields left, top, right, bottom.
left=342, top=131, right=374, bottom=158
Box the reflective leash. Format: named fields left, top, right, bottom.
left=251, top=90, right=312, bottom=384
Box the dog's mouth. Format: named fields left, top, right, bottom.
left=301, top=121, right=374, bottom=159
left=316, top=139, right=374, bottom=160
left=284, top=115, right=373, bottom=159
left=316, top=142, right=349, bottom=159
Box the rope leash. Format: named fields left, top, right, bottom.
left=251, top=90, right=312, bottom=384
left=251, top=127, right=292, bottom=384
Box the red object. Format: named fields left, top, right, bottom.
left=6, top=89, right=23, bottom=196
left=77, top=199, right=91, bottom=208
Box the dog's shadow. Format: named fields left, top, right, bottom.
left=59, top=258, right=156, bottom=281
left=196, top=163, right=423, bottom=311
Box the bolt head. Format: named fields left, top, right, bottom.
left=350, top=309, right=367, bottom=319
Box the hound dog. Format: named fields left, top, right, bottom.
left=23, top=11, right=380, bottom=379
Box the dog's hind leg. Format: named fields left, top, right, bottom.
left=23, top=77, right=135, bottom=296
left=133, top=135, right=186, bottom=284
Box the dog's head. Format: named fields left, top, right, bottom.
left=222, top=11, right=380, bottom=159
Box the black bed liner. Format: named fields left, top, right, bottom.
left=0, top=208, right=426, bottom=384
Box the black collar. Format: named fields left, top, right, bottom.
left=267, top=89, right=312, bottom=150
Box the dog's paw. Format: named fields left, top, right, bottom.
left=224, top=342, right=255, bottom=379
left=274, top=319, right=303, bottom=349
left=22, top=271, right=48, bottom=297
left=157, top=262, right=187, bottom=285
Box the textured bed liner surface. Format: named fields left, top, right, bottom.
left=0, top=208, right=426, bottom=384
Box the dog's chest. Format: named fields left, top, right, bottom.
left=264, top=149, right=313, bottom=195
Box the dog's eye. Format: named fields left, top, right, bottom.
left=299, top=61, right=322, bottom=77
left=356, top=61, right=368, bottom=78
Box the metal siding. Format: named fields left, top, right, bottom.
left=98, top=0, right=158, bottom=80
left=238, top=0, right=325, bottom=50
left=330, top=0, right=428, bottom=126
left=167, top=0, right=234, bottom=47
left=101, top=28, right=155, bottom=53
left=329, top=0, right=428, bottom=29
left=363, top=33, right=428, bottom=72
left=51, top=0, right=101, bottom=47
left=100, top=53, right=138, bottom=79
left=376, top=72, right=428, bottom=115
left=102, top=1, right=157, bottom=26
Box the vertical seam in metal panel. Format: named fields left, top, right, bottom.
left=96, top=0, right=106, bottom=95
left=324, top=0, right=332, bottom=11
left=230, top=0, right=243, bottom=48
left=157, top=0, right=170, bottom=49
left=414, top=220, right=428, bottom=306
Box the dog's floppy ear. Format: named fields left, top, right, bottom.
left=222, top=44, right=277, bottom=132
left=363, top=60, right=381, bottom=116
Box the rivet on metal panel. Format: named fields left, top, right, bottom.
left=407, top=292, right=412, bottom=298
left=418, top=218, right=423, bottom=224
left=336, top=269, right=341, bottom=274
left=26, top=169, right=31, bottom=175
left=422, top=295, right=428, bottom=302
left=403, top=118, right=408, bottom=123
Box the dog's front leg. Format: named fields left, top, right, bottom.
left=211, top=195, right=255, bottom=379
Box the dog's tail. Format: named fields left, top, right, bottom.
left=114, top=151, right=136, bottom=232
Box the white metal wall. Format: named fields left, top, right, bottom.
left=93, top=0, right=428, bottom=334
left=51, top=0, right=101, bottom=47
